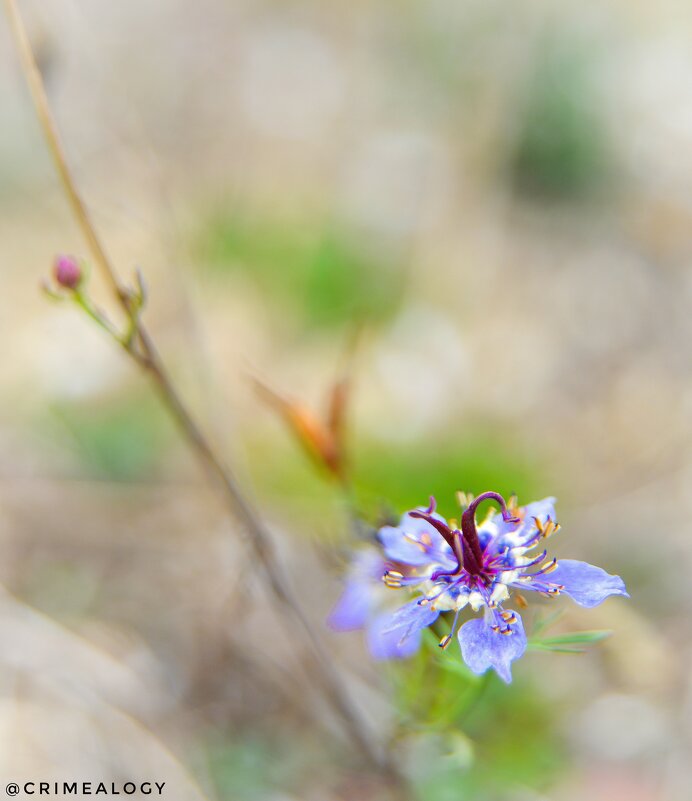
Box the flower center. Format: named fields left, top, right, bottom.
left=411, top=491, right=519, bottom=579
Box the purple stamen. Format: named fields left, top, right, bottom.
left=517, top=549, right=548, bottom=570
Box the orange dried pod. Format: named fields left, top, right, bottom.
left=254, top=378, right=345, bottom=480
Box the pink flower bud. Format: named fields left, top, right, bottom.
left=53, top=254, right=82, bottom=289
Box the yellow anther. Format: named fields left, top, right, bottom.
left=439, top=634, right=452, bottom=649
left=383, top=571, right=403, bottom=588
left=456, top=491, right=473, bottom=510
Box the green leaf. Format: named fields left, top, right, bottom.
left=531, top=609, right=564, bottom=636
left=530, top=629, right=611, bottom=653
left=529, top=643, right=586, bottom=654
left=539, top=630, right=611, bottom=646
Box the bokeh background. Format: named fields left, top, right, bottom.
left=1, top=1, right=690, bottom=799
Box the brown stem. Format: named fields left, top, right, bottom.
left=3, top=0, right=125, bottom=306
left=139, top=331, right=387, bottom=768
left=3, top=0, right=396, bottom=778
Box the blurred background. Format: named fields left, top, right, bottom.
left=0, top=0, right=690, bottom=799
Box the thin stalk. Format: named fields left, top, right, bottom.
left=3, top=0, right=392, bottom=776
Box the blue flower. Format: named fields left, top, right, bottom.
left=327, top=548, right=425, bottom=659
left=330, top=492, right=628, bottom=683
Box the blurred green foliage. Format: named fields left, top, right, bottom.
left=511, top=38, right=611, bottom=199
left=243, top=425, right=545, bottom=537
left=202, top=729, right=335, bottom=801
left=52, top=390, right=174, bottom=480
left=354, top=431, right=545, bottom=522
left=204, top=735, right=280, bottom=801
left=243, top=418, right=548, bottom=548
left=387, top=631, right=566, bottom=801
left=460, top=678, right=565, bottom=798
left=196, top=210, right=405, bottom=330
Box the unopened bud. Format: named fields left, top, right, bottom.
left=53, top=254, right=82, bottom=289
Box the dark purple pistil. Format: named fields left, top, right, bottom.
left=460, top=491, right=518, bottom=575
left=411, top=491, right=519, bottom=578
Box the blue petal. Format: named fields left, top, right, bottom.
left=351, top=548, right=388, bottom=581
left=490, top=496, right=557, bottom=551
left=548, top=559, right=628, bottom=608
left=523, top=497, right=557, bottom=525
left=378, top=511, right=453, bottom=567
left=367, top=612, right=423, bottom=660
left=380, top=599, right=439, bottom=637
left=327, top=549, right=384, bottom=631
left=457, top=613, right=527, bottom=684
left=378, top=525, right=430, bottom=566
left=498, top=496, right=556, bottom=534
left=327, top=580, right=374, bottom=631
